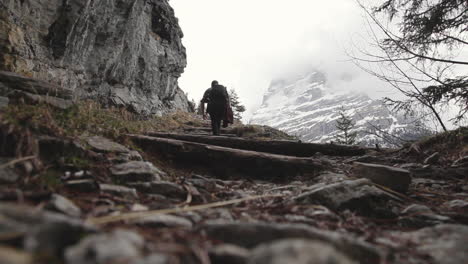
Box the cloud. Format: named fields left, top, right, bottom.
left=170, top=0, right=396, bottom=119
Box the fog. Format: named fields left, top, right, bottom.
left=170, top=0, right=405, bottom=120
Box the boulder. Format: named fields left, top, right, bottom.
left=200, top=222, right=381, bottom=263
left=248, top=239, right=356, bottom=264
left=294, top=179, right=395, bottom=217
left=110, top=161, right=165, bottom=183
left=351, top=162, right=411, bottom=192
left=65, top=230, right=144, bottom=264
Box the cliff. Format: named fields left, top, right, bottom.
left=0, top=0, right=191, bottom=114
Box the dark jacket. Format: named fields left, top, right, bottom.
left=202, top=85, right=229, bottom=116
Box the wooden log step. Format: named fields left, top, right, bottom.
left=146, top=132, right=368, bottom=157
left=182, top=126, right=238, bottom=135
left=128, top=135, right=329, bottom=180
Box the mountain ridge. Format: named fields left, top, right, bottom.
left=250, top=71, right=431, bottom=147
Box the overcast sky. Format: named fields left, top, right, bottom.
left=170, top=0, right=465, bottom=123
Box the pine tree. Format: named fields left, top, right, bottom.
left=229, top=89, right=246, bottom=120
left=334, top=109, right=357, bottom=145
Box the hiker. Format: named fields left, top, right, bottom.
left=201, top=80, right=231, bottom=135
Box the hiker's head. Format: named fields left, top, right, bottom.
left=211, top=80, right=218, bottom=87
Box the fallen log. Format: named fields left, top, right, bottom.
left=128, top=135, right=329, bottom=180
left=147, top=132, right=368, bottom=157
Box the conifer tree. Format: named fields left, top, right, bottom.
left=334, top=109, right=357, bottom=145
left=229, top=89, right=246, bottom=120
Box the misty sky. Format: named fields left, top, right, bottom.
left=170, top=0, right=465, bottom=123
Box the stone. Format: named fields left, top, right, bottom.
left=294, top=179, right=395, bottom=217
left=248, top=239, right=356, bottom=264
left=128, top=181, right=186, bottom=199
left=443, top=200, right=468, bottom=210
left=0, top=0, right=191, bottom=114
left=112, top=151, right=144, bottom=163
left=110, top=161, right=165, bottom=183
left=209, top=244, right=249, bottom=264
left=399, top=204, right=452, bottom=228
left=99, top=184, right=138, bottom=199
left=399, top=224, right=468, bottom=264
left=65, top=179, right=99, bottom=192
left=0, top=158, right=20, bottom=183
left=188, top=175, right=217, bottom=192
left=45, top=194, right=81, bottom=217
left=85, top=136, right=130, bottom=153
left=424, top=152, right=440, bottom=164
left=65, top=230, right=144, bottom=264
left=0, top=203, right=93, bottom=257
left=351, top=162, right=411, bottom=192
left=201, top=222, right=381, bottom=263
left=129, top=214, right=193, bottom=228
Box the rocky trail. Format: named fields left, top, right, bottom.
left=0, top=119, right=467, bottom=264
left=0, top=0, right=466, bottom=262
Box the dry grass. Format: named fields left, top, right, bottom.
left=411, top=126, right=468, bottom=162
left=1, top=100, right=203, bottom=140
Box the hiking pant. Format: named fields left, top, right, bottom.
left=209, top=112, right=222, bottom=136
left=208, top=103, right=226, bottom=136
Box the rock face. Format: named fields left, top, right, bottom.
left=0, top=0, right=190, bottom=114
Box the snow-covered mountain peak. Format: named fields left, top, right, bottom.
left=251, top=70, right=431, bottom=147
